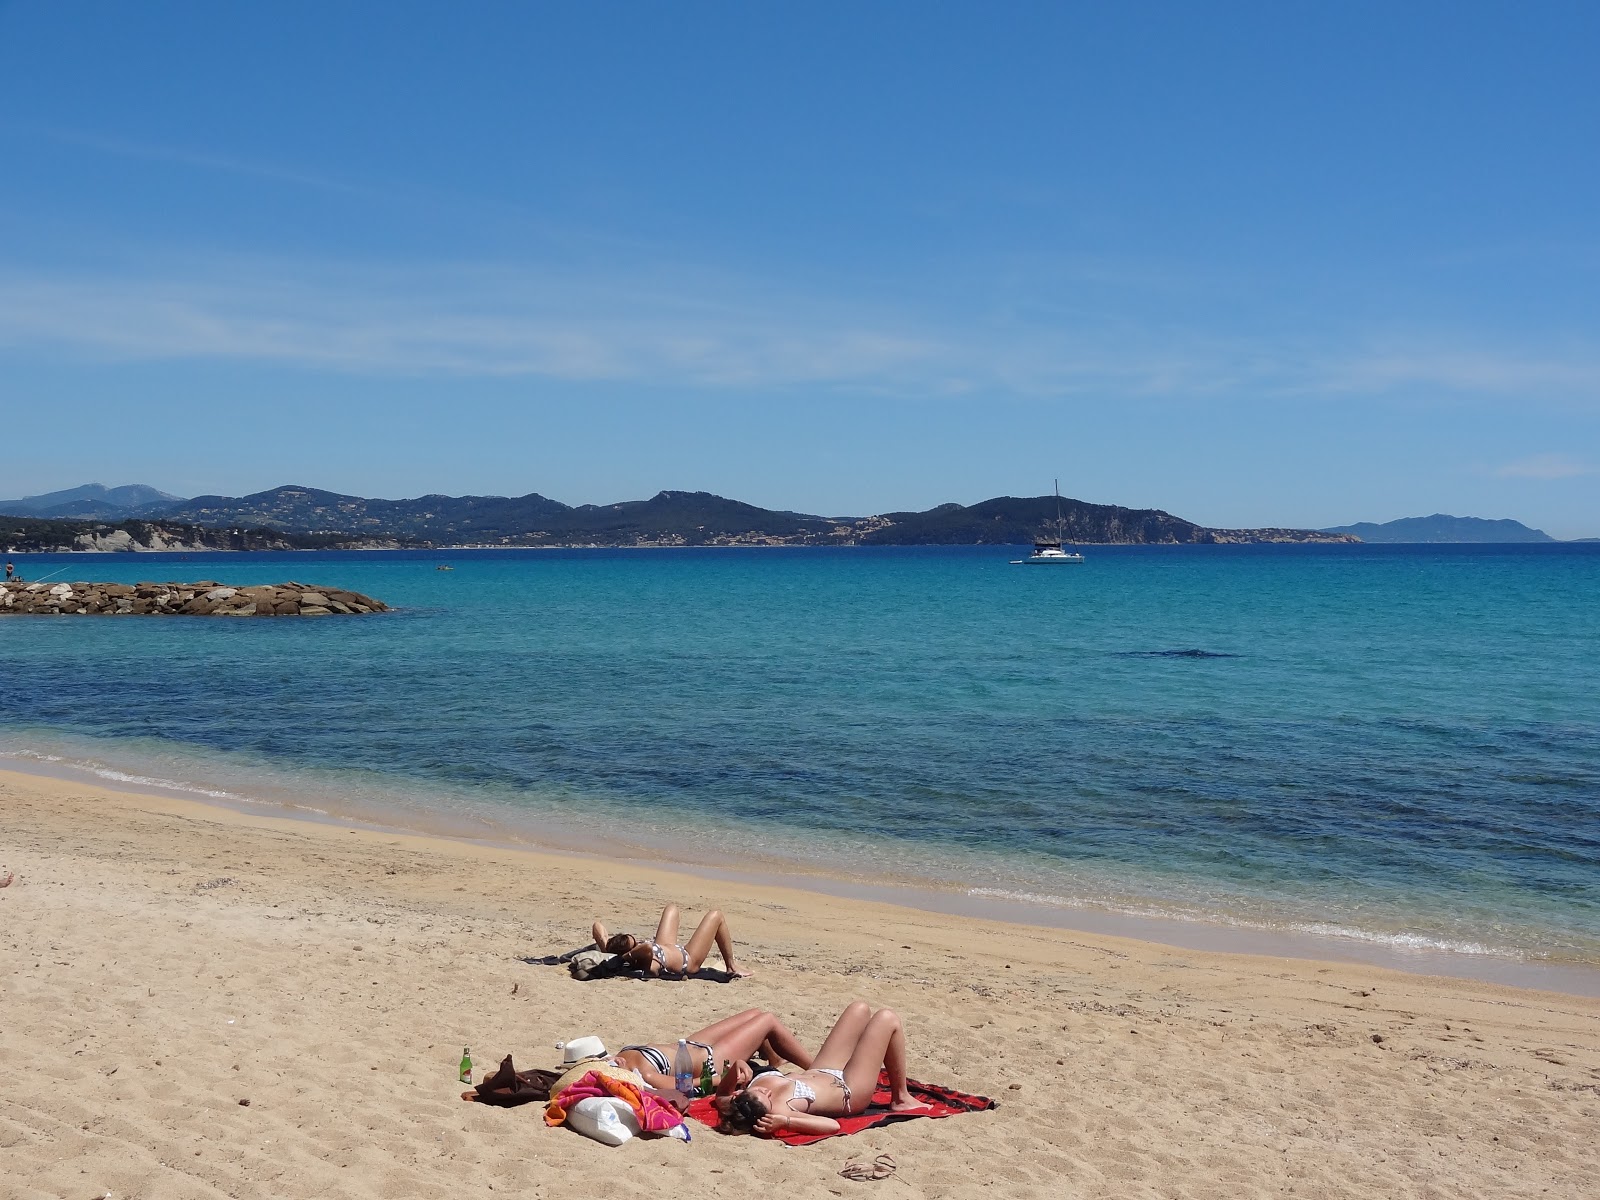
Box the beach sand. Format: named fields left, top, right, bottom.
left=3, top=769, right=1597, bottom=1200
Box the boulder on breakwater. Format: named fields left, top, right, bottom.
left=0, top=580, right=389, bottom=617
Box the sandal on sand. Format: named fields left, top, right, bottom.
left=839, top=1153, right=897, bottom=1181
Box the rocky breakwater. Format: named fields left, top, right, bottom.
left=0, top=580, right=389, bottom=616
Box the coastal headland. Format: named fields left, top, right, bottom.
left=3, top=768, right=1596, bottom=1199
left=0, top=581, right=388, bottom=616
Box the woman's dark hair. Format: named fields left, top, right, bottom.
left=603, top=933, right=637, bottom=955
left=723, top=1089, right=769, bottom=1133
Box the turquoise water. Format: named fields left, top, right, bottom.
left=3, top=544, right=1598, bottom=970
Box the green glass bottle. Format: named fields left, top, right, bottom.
left=459, top=1047, right=472, bottom=1084
left=699, top=1052, right=714, bottom=1097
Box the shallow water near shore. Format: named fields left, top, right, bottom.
left=2, top=543, right=1598, bottom=986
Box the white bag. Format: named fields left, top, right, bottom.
left=566, top=1096, right=641, bottom=1146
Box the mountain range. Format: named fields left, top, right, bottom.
left=1, top=482, right=1357, bottom=550
left=0, top=483, right=1574, bottom=551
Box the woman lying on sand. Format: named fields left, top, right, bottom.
left=591, top=902, right=751, bottom=979
left=611, top=1008, right=811, bottom=1091
left=714, top=1001, right=927, bottom=1137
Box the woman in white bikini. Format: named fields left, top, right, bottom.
left=611, top=1008, right=812, bottom=1091
left=714, top=1001, right=927, bottom=1137
left=591, top=902, right=751, bottom=979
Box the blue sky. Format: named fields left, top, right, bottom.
left=1, top=2, right=1596, bottom=536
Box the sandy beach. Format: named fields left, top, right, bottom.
left=3, top=768, right=1597, bottom=1200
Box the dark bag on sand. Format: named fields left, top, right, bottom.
left=469, top=1055, right=561, bottom=1107
left=569, top=951, right=639, bottom=981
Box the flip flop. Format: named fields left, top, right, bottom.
left=839, top=1153, right=897, bottom=1181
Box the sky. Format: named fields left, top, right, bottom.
left=1, top=2, right=1597, bottom=536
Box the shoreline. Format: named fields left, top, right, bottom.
left=7, top=754, right=1597, bottom=999
left=5, top=766, right=1599, bottom=1198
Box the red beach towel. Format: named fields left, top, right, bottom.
left=688, top=1070, right=996, bottom=1146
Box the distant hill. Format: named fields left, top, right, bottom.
left=1319, top=514, right=1555, bottom=543
left=0, top=483, right=186, bottom=521
left=0, top=514, right=351, bottom=554
left=855, top=495, right=1346, bottom=546
left=0, top=482, right=1356, bottom=550
left=149, top=485, right=576, bottom=541
left=140, top=484, right=860, bottom=545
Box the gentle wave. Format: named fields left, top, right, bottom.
left=1287, top=922, right=1501, bottom=959
left=6, top=746, right=278, bottom=806
left=0, top=733, right=1577, bottom=972
left=966, top=887, right=1512, bottom=959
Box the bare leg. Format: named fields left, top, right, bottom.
left=682, top=1007, right=768, bottom=1046
left=668, top=1009, right=813, bottom=1071
left=683, top=909, right=751, bottom=977
left=745, top=1015, right=811, bottom=1069
left=620, top=1008, right=772, bottom=1088
left=591, top=919, right=610, bottom=950
left=652, top=903, right=682, bottom=949
left=840, top=1008, right=923, bottom=1113
left=810, top=1000, right=872, bottom=1072
left=691, top=1004, right=806, bottom=1068
left=758, top=1037, right=794, bottom=1067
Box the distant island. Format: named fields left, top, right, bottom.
left=1, top=482, right=1358, bottom=552
left=1319, top=514, right=1555, bottom=543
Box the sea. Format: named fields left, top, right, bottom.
left=3, top=543, right=1598, bottom=993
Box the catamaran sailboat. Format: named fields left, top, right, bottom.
left=1011, top=481, right=1085, bottom=564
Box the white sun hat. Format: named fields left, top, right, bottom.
left=556, top=1036, right=608, bottom=1066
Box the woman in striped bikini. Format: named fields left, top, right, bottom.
left=610, top=1008, right=812, bottom=1092
left=591, top=902, right=751, bottom=980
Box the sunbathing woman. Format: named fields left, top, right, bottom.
left=611, top=1008, right=812, bottom=1092
left=591, top=902, right=751, bottom=979
left=714, top=1001, right=926, bottom=1137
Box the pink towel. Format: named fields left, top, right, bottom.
left=546, top=1070, right=684, bottom=1133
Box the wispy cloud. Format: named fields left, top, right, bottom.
left=0, top=259, right=953, bottom=389
left=1494, top=454, right=1592, bottom=480
left=7, top=123, right=374, bottom=198
left=1, top=254, right=1598, bottom=405
left=1315, top=347, right=1600, bottom=395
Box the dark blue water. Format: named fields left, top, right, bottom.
left=3, top=543, right=1597, bottom=965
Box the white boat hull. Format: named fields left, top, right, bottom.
left=1011, top=552, right=1085, bottom=564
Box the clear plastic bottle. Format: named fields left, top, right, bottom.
left=674, top=1039, right=695, bottom=1095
